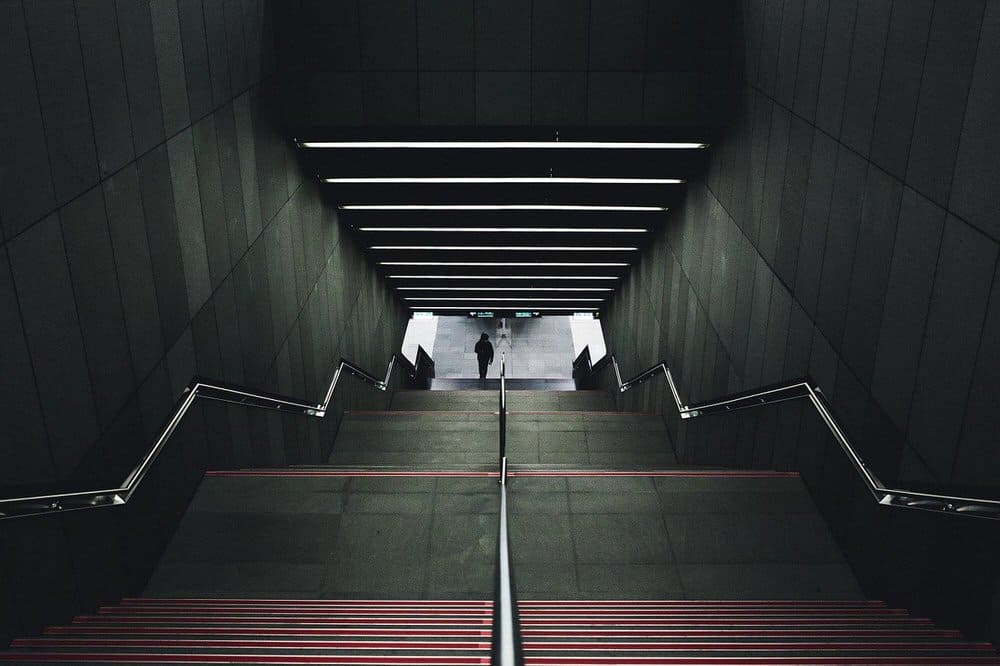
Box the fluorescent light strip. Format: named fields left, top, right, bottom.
left=406, top=298, right=604, bottom=302
left=381, top=262, right=628, bottom=267
left=359, top=227, right=647, bottom=233
left=323, top=177, right=684, bottom=184
left=341, top=204, right=668, bottom=211
left=371, top=246, right=638, bottom=251
left=396, top=287, right=612, bottom=292
left=387, top=275, right=619, bottom=280
left=299, top=141, right=706, bottom=149
left=410, top=306, right=600, bottom=311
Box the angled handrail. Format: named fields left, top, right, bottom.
left=0, top=350, right=432, bottom=521
left=574, top=346, right=1000, bottom=519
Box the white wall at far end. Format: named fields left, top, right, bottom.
left=401, top=315, right=439, bottom=363
left=569, top=317, right=606, bottom=361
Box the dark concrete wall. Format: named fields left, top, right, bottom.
left=0, top=0, right=405, bottom=643
left=603, top=0, right=1000, bottom=642
left=276, top=0, right=733, bottom=127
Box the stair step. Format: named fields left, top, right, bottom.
left=13, top=638, right=992, bottom=653
left=0, top=652, right=490, bottom=666
left=45, top=627, right=964, bottom=639
left=2, top=654, right=998, bottom=665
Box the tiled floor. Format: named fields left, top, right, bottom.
left=145, top=475, right=498, bottom=600
left=508, top=474, right=862, bottom=600
left=431, top=316, right=575, bottom=378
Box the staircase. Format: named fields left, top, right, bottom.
left=1, top=598, right=996, bottom=663
left=2, top=389, right=997, bottom=664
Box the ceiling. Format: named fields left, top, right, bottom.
left=278, top=1, right=732, bottom=315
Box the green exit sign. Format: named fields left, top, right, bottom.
left=470, top=311, right=494, bottom=318
left=515, top=311, right=540, bottom=318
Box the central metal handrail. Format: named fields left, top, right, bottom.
left=0, top=347, right=434, bottom=521
left=492, top=351, right=521, bottom=666
left=574, top=345, right=1000, bottom=519
left=499, top=353, right=507, bottom=484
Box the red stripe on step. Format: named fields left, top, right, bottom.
left=346, top=411, right=659, bottom=417
left=524, top=656, right=1000, bottom=666
left=516, top=601, right=886, bottom=606
left=45, top=627, right=493, bottom=638
left=121, top=599, right=492, bottom=606
left=14, top=638, right=990, bottom=652
left=99, top=608, right=494, bottom=617
left=517, top=618, right=933, bottom=626
left=13, top=638, right=490, bottom=650
left=521, top=629, right=962, bottom=638
left=520, top=641, right=993, bottom=652
left=2, top=656, right=995, bottom=665
left=205, top=470, right=500, bottom=478
left=347, top=411, right=496, bottom=415
left=73, top=616, right=493, bottom=626
left=507, top=470, right=800, bottom=477
left=0, top=655, right=490, bottom=664
left=515, top=609, right=908, bottom=616
left=103, top=608, right=903, bottom=617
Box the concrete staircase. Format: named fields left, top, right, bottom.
left=2, top=389, right=996, bottom=663
left=2, top=598, right=997, bottom=663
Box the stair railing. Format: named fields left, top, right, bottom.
left=492, top=351, right=522, bottom=666
left=574, top=345, right=1000, bottom=519
left=0, top=348, right=435, bottom=521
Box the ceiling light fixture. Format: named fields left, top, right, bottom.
left=341, top=204, right=668, bottom=211
left=395, top=287, right=613, bottom=291
left=323, top=177, right=684, bottom=185
left=299, top=141, right=706, bottom=149
left=381, top=261, right=629, bottom=267
left=387, top=275, right=620, bottom=280
left=405, top=298, right=605, bottom=302
left=358, top=227, right=647, bottom=233
left=409, top=306, right=600, bottom=311
left=370, top=246, right=638, bottom=251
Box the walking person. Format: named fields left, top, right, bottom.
left=474, top=333, right=494, bottom=380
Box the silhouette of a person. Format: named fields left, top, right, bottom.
left=474, top=332, right=494, bottom=380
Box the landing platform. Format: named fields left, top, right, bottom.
left=429, top=378, right=577, bottom=391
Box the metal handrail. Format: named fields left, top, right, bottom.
left=491, top=482, right=521, bottom=666
left=0, top=351, right=428, bottom=520
left=492, top=352, right=521, bottom=666
left=499, top=353, right=507, bottom=484
left=574, top=346, right=1000, bottom=519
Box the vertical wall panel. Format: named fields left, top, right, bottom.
left=8, top=215, right=98, bottom=477
left=23, top=0, right=99, bottom=203
left=0, top=249, right=52, bottom=486
left=61, top=187, right=135, bottom=428
left=116, top=0, right=166, bottom=154
left=76, top=0, right=135, bottom=177
left=0, top=0, right=56, bottom=237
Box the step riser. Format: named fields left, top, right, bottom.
left=44, top=628, right=963, bottom=639
left=13, top=639, right=990, bottom=652
left=1, top=654, right=997, bottom=665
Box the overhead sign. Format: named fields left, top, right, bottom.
left=469, top=311, right=495, bottom=318
left=515, top=311, right=540, bottom=318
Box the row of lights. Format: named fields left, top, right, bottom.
left=299, top=141, right=706, bottom=149
left=342, top=204, right=667, bottom=211
left=308, top=139, right=704, bottom=313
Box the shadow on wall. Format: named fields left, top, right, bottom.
left=0, top=0, right=406, bottom=646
